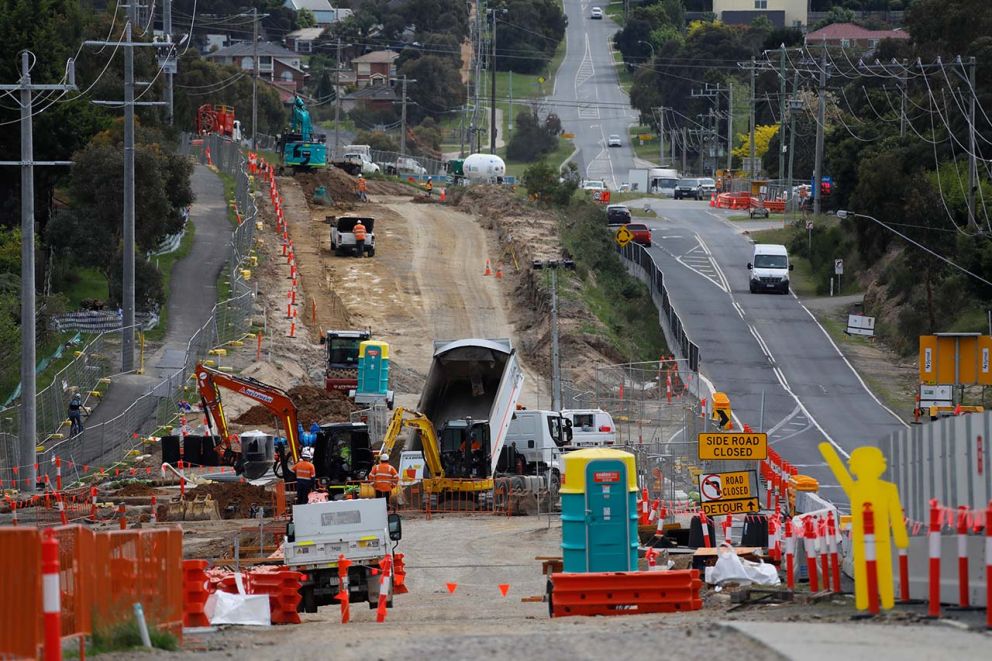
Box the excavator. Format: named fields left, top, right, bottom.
left=194, top=363, right=374, bottom=486
left=378, top=407, right=494, bottom=495
left=278, top=95, right=327, bottom=172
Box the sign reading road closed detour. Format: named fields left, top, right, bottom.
left=697, top=470, right=759, bottom=516
left=697, top=432, right=767, bottom=460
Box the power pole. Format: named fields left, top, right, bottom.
left=813, top=50, right=828, bottom=216
left=966, top=56, right=978, bottom=233
left=490, top=9, right=497, bottom=154
left=778, top=45, right=787, bottom=184
left=748, top=56, right=756, bottom=178
left=899, top=60, right=907, bottom=138
left=0, top=52, right=76, bottom=491
left=251, top=7, right=258, bottom=149
left=653, top=107, right=665, bottom=166
left=681, top=126, right=687, bottom=174
left=787, top=69, right=799, bottom=216
left=508, top=69, right=513, bottom=133
left=164, top=0, right=174, bottom=125
left=726, top=83, right=733, bottom=171
left=400, top=75, right=408, bottom=155
left=334, top=37, right=342, bottom=157
left=88, top=13, right=167, bottom=374
left=533, top=259, right=575, bottom=411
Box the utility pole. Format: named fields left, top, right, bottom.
left=251, top=7, right=258, bottom=149
left=654, top=107, right=665, bottom=166
left=899, top=60, right=907, bottom=138
left=966, top=56, right=978, bottom=233
left=748, top=56, right=756, bottom=178
left=508, top=70, right=513, bottom=133
left=681, top=126, right=687, bottom=174
left=726, top=83, right=733, bottom=171
left=490, top=8, right=498, bottom=154
left=0, top=52, right=76, bottom=491
left=88, top=12, right=167, bottom=374
left=334, top=37, right=342, bottom=157
left=533, top=259, right=575, bottom=411
left=813, top=50, right=828, bottom=216
left=787, top=69, right=799, bottom=216
left=778, top=45, right=787, bottom=184
left=164, top=0, right=174, bottom=125
left=400, top=75, right=408, bottom=155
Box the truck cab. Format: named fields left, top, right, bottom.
left=500, top=409, right=570, bottom=491
left=330, top=216, right=375, bottom=257
left=560, top=408, right=616, bottom=449
left=437, top=418, right=491, bottom=479
left=322, top=329, right=371, bottom=392
left=312, top=422, right=375, bottom=486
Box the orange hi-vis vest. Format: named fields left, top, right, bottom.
left=358, top=178, right=367, bottom=192
left=353, top=223, right=367, bottom=241
left=369, top=462, right=399, bottom=492
left=294, top=460, right=316, bottom=480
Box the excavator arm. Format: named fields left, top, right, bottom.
left=194, top=363, right=302, bottom=463
left=380, top=407, right=445, bottom=479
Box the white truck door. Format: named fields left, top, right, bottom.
left=488, top=350, right=524, bottom=474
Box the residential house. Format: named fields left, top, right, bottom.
left=805, top=23, right=909, bottom=51
left=205, top=42, right=308, bottom=102
left=351, top=50, right=399, bottom=88
left=711, top=0, right=808, bottom=29
left=283, top=0, right=352, bottom=26
left=286, top=27, right=326, bottom=54
left=341, top=84, right=398, bottom=113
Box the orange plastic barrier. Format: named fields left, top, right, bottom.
left=183, top=559, right=211, bottom=627
left=550, top=570, right=702, bottom=617
left=0, top=526, right=183, bottom=658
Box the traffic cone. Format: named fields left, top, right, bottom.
left=495, top=262, right=503, bottom=279
left=709, top=193, right=716, bottom=207
left=440, top=187, right=447, bottom=203
left=483, top=259, right=492, bottom=276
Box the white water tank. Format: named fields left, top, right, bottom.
left=463, top=153, right=506, bottom=181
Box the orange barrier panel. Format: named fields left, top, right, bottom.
left=550, top=570, right=702, bottom=617
left=183, top=559, right=211, bottom=627
left=52, top=525, right=95, bottom=641
left=0, top=527, right=42, bottom=659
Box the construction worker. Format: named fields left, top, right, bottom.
left=424, top=176, right=433, bottom=198
left=369, top=453, right=399, bottom=506
left=356, top=174, right=368, bottom=202
left=68, top=389, right=84, bottom=437
left=293, top=446, right=317, bottom=504
left=353, top=219, right=367, bottom=258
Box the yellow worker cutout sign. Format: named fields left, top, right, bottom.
left=819, top=443, right=908, bottom=612
left=614, top=225, right=633, bottom=247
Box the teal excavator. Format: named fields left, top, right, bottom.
left=278, top=96, right=327, bottom=172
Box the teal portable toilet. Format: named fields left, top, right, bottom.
left=355, top=340, right=392, bottom=405
left=560, top=448, right=638, bottom=572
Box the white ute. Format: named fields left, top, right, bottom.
left=747, top=243, right=793, bottom=294
left=561, top=408, right=616, bottom=448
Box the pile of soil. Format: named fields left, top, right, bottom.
left=232, top=385, right=360, bottom=427
left=293, top=168, right=359, bottom=209
left=113, top=482, right=158, bottom=497
left=367, top=179, right=418, bottom=195
left=186, top=482, right=271, bottom=519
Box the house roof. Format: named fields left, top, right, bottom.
left=343, top=85, right=398, bottom=101
left=285, top=0, right=334, bottom=11
left=806, top=22, right=909, bottom=42
left=206, top=41, right=301, bottom=59
left=286, top=27, right=326, bottom=41
left=351, top=50, right=399, bottom=64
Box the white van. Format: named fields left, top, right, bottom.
left=747, top=243, right=793, bottom=294
left=560, top=408, right=616, bottom=449
left=503, top=410, right=568, bottom=490
left=649, top=168, right=679, bottom=197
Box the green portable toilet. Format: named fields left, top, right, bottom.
left=356, top=340, right=390, bottom=398
left=560, top=448, right=638, bottom=573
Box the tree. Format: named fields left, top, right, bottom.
left=355, top=130, right=399, bottom=152
left=492, top=0, right=567, bottom=74
left=297, top=8, right=317, bottom=28
left=507, top=110, right=557, bottom=162
left=523, top=161, right=576, bottom=207
left=732, top=124, right=780, bottom=160
left=398, top=55, right=466, bottom=121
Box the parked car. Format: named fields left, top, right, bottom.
left=698, top=177, right=717, bottom=196
left=607, top=134, right=622, bottom=147
left=674, top=178, right=704, bottom=200
left=626, top=223, right=652, bottom=246
left=383, top=156, right=427, bottom=176
left=581, top=179, right=608, bottom=192
left=606, top=204, right=631, bottom=225
left=590, top=6, right=603, bottom=19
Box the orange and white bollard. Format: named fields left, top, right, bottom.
left=803, top=515, right=819, bottom=592
left=337, top=554, right=351, bottom=624
left=89, top=486, right=98, bottom=522
left=288, top=321, right=297, bottom=338
left=723, top=514, right=733, bottom=546
left=898, top=545, right=911, bottom=603
left=699, top=511, right=712, bottom=548
left=645, top=546, right=658, bottom=570
left=985, top=501, right=991, bottom=630
left=150, top=496, right=158, bottom=524
left=827, top=511, right=841, bottom=593
left=928, top=499, right=941, bottom=618
left=376, top=554, right=392, bottom=623
left=55, top=456, right=62, bottom=492
left=956, top=505, right=970, bottom=608
left=784, top=517, right=795, bottom=589
left=655, top=506, right=667, bottom=537
left=639, top=488, right=649, bottom=526
left=57, top=494, right=67, bottom=526
left=42, top=529, right=62, bottom=661
left=118, top=502, right=127, bottom=530
left=863, top=502, right=881, bottom=614
left=819, top=517, right=831, bottom=592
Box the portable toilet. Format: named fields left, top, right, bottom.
left=355, top=340, right=393, bottom=405
left=560, top=448, right=638, bottom=572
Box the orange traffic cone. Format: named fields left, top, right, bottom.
left=440, top=187, right=447, bottom=203
left=495, top=262, right=503, bottom=279
left=709, top=193, right=716, bottom=207
left=483, top=259, right=492, bottom=276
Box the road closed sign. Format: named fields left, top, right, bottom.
left=697, top=432, right=767, bottom=460
left=698, top=470, right=759, bottom=516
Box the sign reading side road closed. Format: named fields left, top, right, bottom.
left=697, top=432, right=767, bottom=460
left=698, top=470, right=759, bottom=516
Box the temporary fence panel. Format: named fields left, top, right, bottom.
left=0, top=527, right=43, bottom=659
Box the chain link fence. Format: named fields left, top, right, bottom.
left=0, top=135, right=260, bottom=487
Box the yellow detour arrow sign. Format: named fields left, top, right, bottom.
left=698, top=470, right=759, bottom=516
left=614, top=225, right=633, bottom=247
left=697, top=432, right=768, bottom=460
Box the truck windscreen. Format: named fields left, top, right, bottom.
left=754, top=255, right=788, bottom=269
left=328, top=339, right=359, bottom=366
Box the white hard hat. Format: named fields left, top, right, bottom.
left=301, top=446, right=314, bottom=460
left=380, top=453, right=389, bottom=462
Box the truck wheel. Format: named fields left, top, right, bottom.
left=367, top=247, right=375, bottom=257
left=300, top=585, right=317, bottom=613
left=549, top=470, right=561, bottom=496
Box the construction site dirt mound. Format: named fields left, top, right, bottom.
left=233, top=385, right=359, bottom=427
left=187, top=482, right=271, bottom=519
left=293, top=168, right=359, bottom=209
left=366, top=179, right=417, bottom=196
left=113, top=482, right=159, bottom=497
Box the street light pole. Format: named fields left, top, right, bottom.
left=532, top=258, right=576, bottom=411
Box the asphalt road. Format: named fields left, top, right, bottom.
left=556, top=0, right=639, bottom=187
left=637, top=200, right=909, bottom=503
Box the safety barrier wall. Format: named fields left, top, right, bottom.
left=0, top=525, right=183, bottom=658
left=879, top=411, right=992, bottom=524
left=617, top=241, right=700, bottom=373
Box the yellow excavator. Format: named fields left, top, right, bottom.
left=379, top=407, right=493, bottom=494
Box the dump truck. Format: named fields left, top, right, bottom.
left=284, top=498, right=404, bottom=612
left=321, top=329, right=372, bottom=393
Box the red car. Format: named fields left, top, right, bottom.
left=626, top=223, right=652, bottom=247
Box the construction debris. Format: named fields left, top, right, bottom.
left=186, top=483, right=271, bottom=519
left=233, top=385, right=359, bottom=426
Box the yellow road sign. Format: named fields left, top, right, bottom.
left=697, top=432, right=767, bottom=460
left=561, top=132, right=575, bottom=139
left=614, top=225, right=633, bottom=247
left=699, top=470, right=755, bottom=502
left=702, top=498, right=760, bottom=516
left=638, top=133, right=655, bottom=141
left=537, top=76, right=546, bottom=84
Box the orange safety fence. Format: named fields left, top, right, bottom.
left=0, top=525, right=183, bottom=659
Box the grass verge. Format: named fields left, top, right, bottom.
left=79, top=619, right=178, bottom=656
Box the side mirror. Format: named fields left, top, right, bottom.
left=789, top=264, right=795, bottom=271
left=286, top=522, right=295, bottom=543
left=746, top=262, right=752, bottom=270
left=388, top=512, right=402, bottom=541
left=565, top=419, right=573, bottom=442
left=319, top=335, right=326, bottom=345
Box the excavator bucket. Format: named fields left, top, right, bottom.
left=165, top=495, right=221, bottom=521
